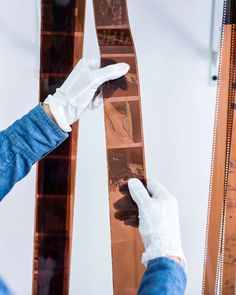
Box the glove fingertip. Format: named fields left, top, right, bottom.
left=128, top=178, right=143, bottom=191
left=110, top=62, right=130, bottom=77
left=128, top=178, right=151, bottom=207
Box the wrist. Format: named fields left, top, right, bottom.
left=167, top=256, right=186, bottom=269
left=141, top=239, right=186, bottom=269
left=42, top=103, right=61, bottom=129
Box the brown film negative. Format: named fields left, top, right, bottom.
left=105, top=101, right=142, bottom=148
left=33, top=0, right=85, bottom=294
left=221, top=26, right=236, bottom=294
left=202, top=1, right=236, bottom=293
left=41, top=0, right=76, bottom=32
left=41, top=34, right=75, bottom=74
left=202, top=24, right=232, bottom=295
left=93, top=1, right=146, bottom=294
left=222, top=105, right=236, bottom=294
left=93, top=0, right=128, bottom=26
left=97, top=29, right=133, bottom=55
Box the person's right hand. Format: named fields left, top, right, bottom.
left=44, top=58, right=130, bottom=132
left=128, top=178, right=186, bottom=268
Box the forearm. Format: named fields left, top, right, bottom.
left=0, top=103, right=68, bottom=200
left=42, top=103, right=60, bottom=128
left=138, top=257, right=187, bottom=295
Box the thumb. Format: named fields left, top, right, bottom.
left=128, top=178, right=151, bottom=210
left=93, top=62, right=130, bottom=84
left=83, top=58, right=100, bottom=70
left=147, top=179, right=176, bottom=201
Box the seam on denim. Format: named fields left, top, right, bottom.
left=6, top=130, right=65, bottom=164
left=5, top=105, right=68, bottom=162
left=0, top=152, right=18, bottom=175
left=4, top=130, right=36, bottom=161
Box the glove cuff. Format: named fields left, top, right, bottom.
left=44, top=94, right=72, bottom=132
left=141, top=240, right=186, bottom=270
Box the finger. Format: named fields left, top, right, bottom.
left=88, top=88, right=103, bottom=110
left=85, top=58, right=100, bottom=70
left=93, top=63, right=130, bottom=84
left=128, top=178, right=151, bottom=210
left=147, top=178, right=175, bottom=200
left=69, top=58, right=100, bottom=78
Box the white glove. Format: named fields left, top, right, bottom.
left=128, top=178, right=186, bottom=268
left=44, top=58, right=130, bottom=132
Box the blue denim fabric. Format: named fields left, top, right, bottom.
left=138, top=257, right=186, bottom=295
left=0, top=103, right=68, bottom=200
left=0, top=278, right=13, bottom=295
left=0, top=258, right=186, bottom=295
left=0, top=105, right=186, bottom=294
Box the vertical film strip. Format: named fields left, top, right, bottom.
left=221, top=1, right=236, bottom=293
left=93, top=1, right=146, bottom=294
left=33, top=0, right=85, bottom=294
left=202, top=0, right=236, bottom=294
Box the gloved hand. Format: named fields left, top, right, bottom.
left=128, top=178, right=186, bottom=268
left=44, top=58, right=130, bottom=132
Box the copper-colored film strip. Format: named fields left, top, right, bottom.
left=203, top=1, right=236, bottom=294
left=93, top=1, right=146, bottom=294
left=33, top=1, right=85, bottom=294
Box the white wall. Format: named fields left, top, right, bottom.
left=0, top=0, right=217, bottom=294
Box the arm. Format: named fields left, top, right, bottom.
left=128, top=178, right=187, bottom=295
left=0, top=58, right=129, bottom=200
left=138, top=257, right=186, bottom=295
left=0, top=103, right=68, bottom=200
left=0, top=278, right=13, bottom=295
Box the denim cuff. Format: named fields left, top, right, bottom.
left=4, top=103, right=68, bottom=163
left=148, top=257, right=187, bottom=284
left=0, top=277, right=13, bottom=295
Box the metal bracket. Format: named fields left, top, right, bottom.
left=209, top=0, right=224, bottom=86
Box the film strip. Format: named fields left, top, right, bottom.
left=93, top=1, right=146, bottom=294
left=202, top=1, right=236, bottom=294
left=33, top=0, right=85, bottom=294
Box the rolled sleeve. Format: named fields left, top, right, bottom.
left=4, top=103, right=68, bottom=163
left=138, top=257, right=187, bottom=295
left=0, top=104, right=68, bottom=200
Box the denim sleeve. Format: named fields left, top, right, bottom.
left=0, top=103, right=68, bottom=200
left=138, top=257, right=187, bottom=295
left=0, top=278, right=13, bottom=295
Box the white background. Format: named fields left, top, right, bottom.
left=0, top=0, right=217, bottom=294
